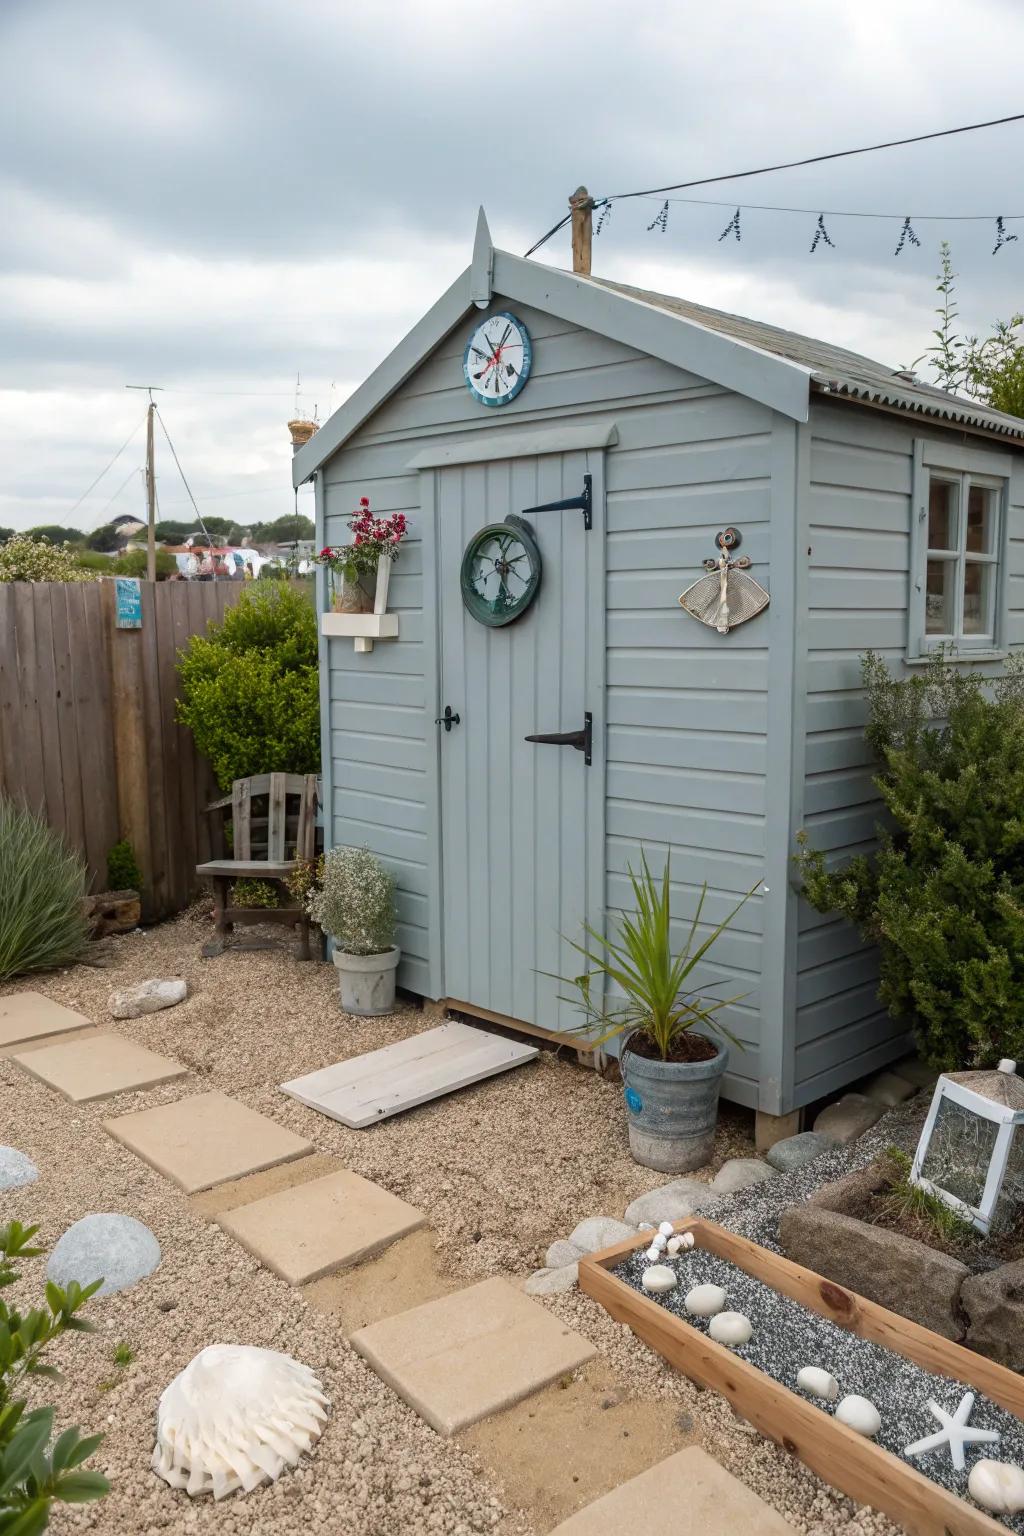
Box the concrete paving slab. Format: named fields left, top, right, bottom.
left=547, top=1446, right=796, bottom=1534
left=103, top=1090, right=313, bottom=1193
left=0, top=992, right=93, bottom=1049
left=12, top=1032, right=187, bottom=1102
left=218, top=1168, right=426, bottom=1284
left=350, top=1275, right=596, bottom=1436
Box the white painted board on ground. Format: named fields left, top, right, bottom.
left=280, top=1021, right=538, bottom=1129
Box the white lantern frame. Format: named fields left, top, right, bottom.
left=910, top=1070, right=1024, bottom=1235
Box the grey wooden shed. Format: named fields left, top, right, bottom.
left=293, top=210, right=1024, bottom=1143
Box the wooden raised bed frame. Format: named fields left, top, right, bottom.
left=580, top=1218, right=1024, bottom=1536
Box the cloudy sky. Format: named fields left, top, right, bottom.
left=2, top=0, right=1023, bottom=534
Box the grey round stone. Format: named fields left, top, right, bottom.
left=765, top=1131, right=840, bottom=1173
left=47, top=1213, right=160, bottom=1297
left=0, top=1147, right=39, bottom=1190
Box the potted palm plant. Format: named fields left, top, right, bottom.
left=564, top=854, right=760, bottom=1172
left=307, top=845, right=400, bottom=1016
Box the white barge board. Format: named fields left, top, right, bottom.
left=280, top=1021, right=539, bottom=1128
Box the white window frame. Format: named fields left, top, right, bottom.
left=909, top=440, right=1013, bottom=660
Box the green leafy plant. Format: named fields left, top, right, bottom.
left=877, top=1147, right=976, bottom=1246
left=307, top=845, right=395, bottom=955
left=0, top=536, right=95, bottom=584
left=796, top=650, right=1024, bottom=1071
left=911, top=242, right=1024, bottom=418
left=285, top=855, right=323, bottom=908
left=0, top=799, right=90, bottom=981
left=176, top=583, right=319, bottom=790
left=231, top=878, right=279, bottom=909
left=559, top=853, right=759, bottom=1061
left=0, top=1220, right=109, bottom=1534
left=105, top=839, right=141, bottom=893
left=110, top=1343, right=133, bottom=1369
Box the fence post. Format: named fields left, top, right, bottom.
left=101, top=581, right=154, bottom=918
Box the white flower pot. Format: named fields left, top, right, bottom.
left=332, top=945, right=401, bottom=1016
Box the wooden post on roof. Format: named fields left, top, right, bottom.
left=569, top=187, right=593, bottom=276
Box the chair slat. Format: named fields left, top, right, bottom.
left=232, top=779, right=252, bottom=860
left=267, top=773, right=288, bottom=860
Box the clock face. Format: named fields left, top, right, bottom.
left=463, top=311, right=532, bottom=407
left=460, top=517, right=541, bottom=626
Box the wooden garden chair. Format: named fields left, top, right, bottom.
left=196, top=772, right=319, bottom=960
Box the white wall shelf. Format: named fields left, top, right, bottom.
left=321, top=611, right=399, bottom=653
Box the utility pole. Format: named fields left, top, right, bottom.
left=126, top=386, right=162, bottom=580
left=569, top=186, right=594, bottom=276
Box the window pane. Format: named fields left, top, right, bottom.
left=963, top=561, right=992, bottom=635
left=928, top=479, right=958, bottom=550
left=967, top=484, right=996, bottom=553
left=920, top=1094, right=999, bottom=1210
left=926, top=559, right=955, bottom=634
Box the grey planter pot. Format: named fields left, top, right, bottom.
left=333, top=945, right=401, bottom=1016
left=621, top=1035, right=729, bottom=1172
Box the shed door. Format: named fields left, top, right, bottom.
left=436, top=449, right=604, bottom=1034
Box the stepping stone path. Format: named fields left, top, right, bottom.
left=109, top=979, right=187, bottom=1018
left=766, top=1130, right=839, bottom=1172
left=47, top=1213, right=160, bottom=1296
left=547, top=1445, right=796, bottom=1534
left=13, top=1033, right=187, bottom=1102
left=0, top=992, right=92, bottom=1049
left=218, top=1169, right=426, bottom=1284
left=104, top=1090, right=312, bottom=1193
left=351, top=1276, right=596, bottom=1435
left=0, top=1147, right=38, bottom=1189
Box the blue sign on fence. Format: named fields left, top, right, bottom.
left=114, top=576, right=142, bottom=629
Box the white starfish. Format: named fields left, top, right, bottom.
left=903, top=1392, right=1000, bottom=1473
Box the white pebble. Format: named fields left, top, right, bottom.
left=796, top=1367, right=839, bottom=1403
left=657, top=1221, right=675, bottom=1237
left=835, top=1395, right=881, bottom=1438
left=666, top=1236, right=682, bottom=1256
left=679, top=1231, right=695, bottom=1249
left=641, top=1264, right=677, bottom=1295
left=968, top=1460, right=1024, bottom=1515
left=645, top=1245, right=661, bottom=1262
left=684, top=1284, right=727, bottom=1317
left=652, top=1233, right=667, bottom=1253
left=708, top=1311, right=752, bottom=1348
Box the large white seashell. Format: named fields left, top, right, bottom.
left=658, top=1221, right=675, bottom=1237
left=645, top=1244, right=661, bottom=1262
left=968, top=1460, right=1024, bottom=1515
left=684, top=1284, right=727, bottom=1317
left=708, top=1311, right=752, bottom=1347
left=641, top=1264, right=677, bottom=1294
left=666, top=1236, right=682, bottom=1256
left=796, top=1367, right=839, bottom=1402
left=835, top=1395, right=881, bottom=1438
left=679, top=1231, right=695, bottom=1249
left=152, top=1344, right=329, bottom=1499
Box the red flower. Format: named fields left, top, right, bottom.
left=359, top=496, right=370, bottom=507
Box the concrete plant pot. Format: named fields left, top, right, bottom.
left=621, top=1035, right=729, bottom=1172
left=333, top=945, right=400, bottom=1016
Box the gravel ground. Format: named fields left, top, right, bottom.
left=0, top=913, right=935, bottom=1536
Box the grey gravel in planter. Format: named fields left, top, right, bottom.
left=961, top=1260, right=1024, bottom=1372
left=621, top=1038, right=728, bottom=1172
left=765, top=1131, right=839, bottom=1173
left=47, top=1213, right=161, bottom=1297
left=0, top=1147, right=38, bottom=1189
left=334, top=946, right=400, bottom=1017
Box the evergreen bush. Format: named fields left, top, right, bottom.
left=176, top=584, right=319, bottom=790
left=795, top=651, right=1024, bottom=1071
left=105, top=839, right=141, bottom=892
left=0, top=536, right=94, bottom=584
left=0, top=800, right=90, bottom=980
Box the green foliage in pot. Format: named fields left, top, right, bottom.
left=105, top=839, right=141, bottom=893
left=308, top=845, right=395, bottom=956
left=795, top=650, right=1024, bottom=1072
left=0, top=799, right=90, bottom=981
left=561, top=853, right=758, bottom=1062
left=0, top=1219, right=109, bottom=1533
left=231, top=878, right=279, bottom=909
left=176, top=583, right=319, bottom=790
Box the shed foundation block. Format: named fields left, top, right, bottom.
left=755, top=1108, right=802, bottom=1153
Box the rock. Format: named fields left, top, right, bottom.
left=47, top=1213, right=161, bottom=1297
left=968, top=1460, right=1024, bottom=1515
left=779, top=1203, right=969, bottom=1339
left=84, top=890, right=141, bottom=939
left=545, top=1239, right=585, bottom=1270
left=766, top=1132, right=839, bottom=1173
left=961, top=1260, right=1024, bottom=1371
left=0, top=1146, right=38, bottom=1189
left=524, top=1263, right=578, bottom=1296
left=711, top=1158, right=775, bottom=1196
left=109, top=979, right=187, bottom=1019
left=892, top=1055, right=940, bottom=1091
left=567, top=1216, right=636, bottom=1253
left=812, top=1093, right=884, bottom=1144
left=641, top=1264, right=676, bottom=1294
left=835, top=1395, right=881, bottom=1438
left=684, top=1284, right=727, bottom=1317
left=858, top=1069, right=917, bottom=1107
left=624, top=1180, right=714, bottom=1229
left=201, top=939, right=226, bottom=959
left=795, top=1366, right=839, bottom=1402
left=709, top=1311, right=752, bottom=1347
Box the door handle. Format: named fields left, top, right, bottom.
left=525, top=712, right=592, bottom=765
left=435, top=705, right=460, bottom=732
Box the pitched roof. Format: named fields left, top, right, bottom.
left=945, top=1066, right=1024, bottom=1111
left=590, top=278, right=1024, bottom=443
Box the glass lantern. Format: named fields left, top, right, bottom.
left=910, top=1059, right=1024, bottom=1234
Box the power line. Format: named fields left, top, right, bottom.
left=66, top=413, right=146, bottom=515
left=523, top=109, right=1024, bottom=256
left=92, top=464, right=142, bottom=525
left=154, top=406, right=214, bottom=549
left=630, top=193, right=1024, bottom=222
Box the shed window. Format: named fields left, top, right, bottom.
left=911, top=444, right=1011, bottom=657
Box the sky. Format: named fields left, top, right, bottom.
left=2, top=0, right=1023, bottom=534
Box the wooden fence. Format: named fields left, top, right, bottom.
left=0, top=580, right=243, bottom=920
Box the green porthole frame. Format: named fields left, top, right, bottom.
left=460, top=515, right=542, bottom=627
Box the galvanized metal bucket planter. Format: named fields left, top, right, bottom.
left=621, top=1035, right=729, bottom=1172
left=333, top=945, right=401, bottom=1017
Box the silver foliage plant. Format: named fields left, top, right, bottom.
left=307, top=845, right=396, bottom=956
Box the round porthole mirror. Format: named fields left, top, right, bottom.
left=460, top=515, right=541, bottom=627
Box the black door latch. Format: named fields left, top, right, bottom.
left=435, top=705, right=460, bottom=732
left=525, top=712, right=592, bottom=765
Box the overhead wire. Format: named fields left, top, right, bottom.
left=66, top=412, right=146, bottom=515
left=154, top=406, right=214, bottom=549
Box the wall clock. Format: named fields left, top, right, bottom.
left=463, top=311, right=532, bottom=407
left=460, top=516, right=541, bottom=626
